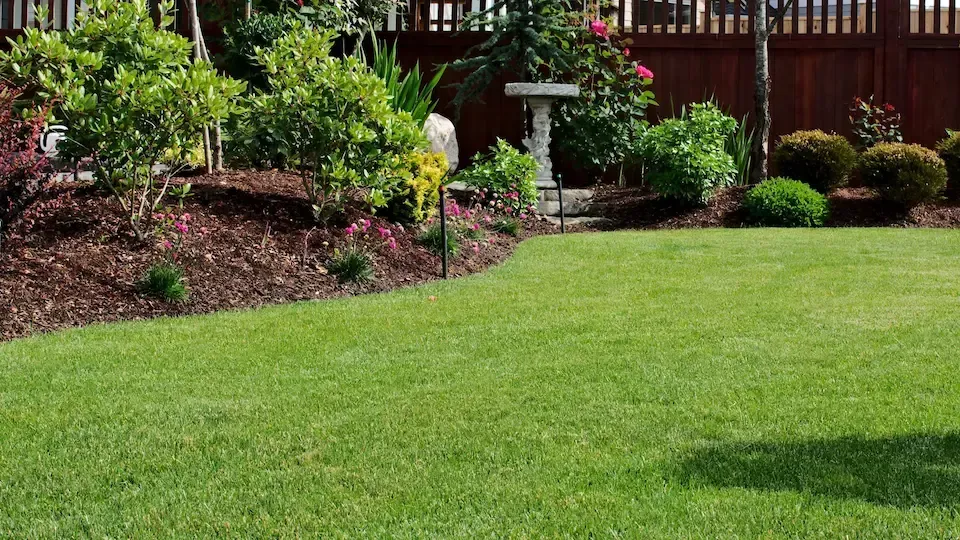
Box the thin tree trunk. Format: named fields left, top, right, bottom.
left=191, top=12, right=224, bottom=172
left=751, top=0, right=770, bottom=184
left=186, top=0, right=213, bottom=174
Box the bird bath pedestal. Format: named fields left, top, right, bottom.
left=504, top=83, right=579, bottom=192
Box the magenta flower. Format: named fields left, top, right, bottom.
left=483, top=215, right=492, bottom=223
left=519, top=213, right=528, bottom=220
left=378, top=227, right=392, bottom=238
left=589, top=19, right=609, bottom=39
left=174, top=222, right=189, bottom=234
left=472, top=242, right=480, bottom=254
left=387, top=237, right=397, bottom=250
left=635, top=64, right=655, bottom=80
left=623, top=47, right=630, bottom=57
left=152, top=213, right=164, bottom=220
left=471, top=223, right=480, bottom=231
left=181, top=213, right=191, bottom=222
left=345, top=224, right=358, bottom=236
left=162, top=240, right=173, bottom=250
left=361, top=219, right=371, bottom=232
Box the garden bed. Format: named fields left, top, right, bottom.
left=594, top=185, right=960, bottom=229
left=0, top=170, right=558, bottom=341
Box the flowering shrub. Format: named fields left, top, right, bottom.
left=455, top=139, right=539, bottom=214
left=329, top=219, right=398, bottom=283
left=384, top=151, right=448, bottom=225
left=744, top=178, right=829, bottom=227
left=1, top=0, right=245, bottom=240
left=0, top=85, right=51, bottom=248
left=773, top=130, right=857, bottom=193
left=936, top=130, right=960, bottom=196
left=545, top=10, right=657, bottom=177
left=860, top=143, right=947, bottom=207
left=849, top=96, right=903, bottom=149
left=245, top=25, right=425, bottom=221
left=642, top=103, right=738, bottom=204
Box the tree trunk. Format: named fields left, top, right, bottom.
left=186, top=0, right=213, bottom=174
left=751, top=0, right=771, bottom=184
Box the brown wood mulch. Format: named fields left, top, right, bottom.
left=0, top=170, right=558, bottom=341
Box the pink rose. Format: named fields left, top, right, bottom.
left=623, top=47, right=630, bottom=57
left=589, top=19, right=609, bottom=39
left=635, top=64, right=654, bottom=80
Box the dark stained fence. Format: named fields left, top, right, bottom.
left=383, top=0, right=960, bottom=180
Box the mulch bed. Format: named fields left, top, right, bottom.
left=0, top=170, right=558, bottom=341
left=593, top=185, right=960, bottom=229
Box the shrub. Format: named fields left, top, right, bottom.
left=743, top=178, right=829, bottom=227
left=642, top=102, right=738, bottom=204
left=245, top=25, right=425, bottom=220
left=773, top=130, right=857, bottom=193
left=138, top=262, right=188, bottom=302
left=849, top=95, right=903, bottom=149
left=329, top=251, right=374, bottom=284
left=370, top=39, right=446, bottom=128
left=491, top=216, right=521, bottom=236
left=1, top=0, right=245, bottom=240
left=937, top=130, right=960, bottom=196
left=0, top=85, right=51, bottom=246
left=419, top=222, right=459, bottom=257
left=222, top=13, right=299, bottom=90
left=456, top=139, right=539, bottom=214
left=383, top=152, right=448, bottom=225
left=859, top=143, right=947, bottom=207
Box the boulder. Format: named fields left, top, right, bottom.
left=423, top=113, right=459, bottom=173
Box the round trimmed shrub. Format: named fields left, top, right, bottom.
left=860, top=143, right=947, bottom=207
left=773, top=130, right=857, bottom=193
left=743, top=177, right=829, bottom=227
left=936, top=131, right=960, bottom=197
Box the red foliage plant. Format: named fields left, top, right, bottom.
left=0, top=83, right=52, bottom=247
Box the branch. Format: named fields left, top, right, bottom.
left=766, top=0, right=796, bottom=34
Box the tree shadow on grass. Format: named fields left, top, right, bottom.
left=674, top=433, right=960, bottom=508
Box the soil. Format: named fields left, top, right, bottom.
left=0, top=170, right=558, bottom=341
left=7, top=173, right=960, bottom=341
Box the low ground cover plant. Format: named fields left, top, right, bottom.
left=860, top=143, right=947, bottom=207
left=456, top=139, right=539, bottom=214
left=1, top=0, right=244, bottom=240
left=743, top=177, right=829, bottom=227
left=244, top=25, right=425, bottom=221
left=641, top=102, right=738, bottom=204
left=937, top=130, right=960, bottom=196
left=773, top=130, right=857, bottom=193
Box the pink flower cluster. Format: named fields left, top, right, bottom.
left=589, top=19, right=609, bottom=39
left=635, top=64, right=655, bottom=80
left=344, top=218, right=397, bottom=250
left=152, top=211, right=205, bottom=261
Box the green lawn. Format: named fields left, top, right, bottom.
left=3, top=229, right=960, bottom=537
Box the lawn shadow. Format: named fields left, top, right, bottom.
left=674, top=433, right=960, bottom=508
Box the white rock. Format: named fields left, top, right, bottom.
left=423, top=113, right=459, bottom=173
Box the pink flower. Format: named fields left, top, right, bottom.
left=519, top=213, right=528, bottom=220
left=472, top=242, right=480, bottom=254
left=589, top=19, right=609, bottom=39
left=635, top=64, right=654, bottom=80
left=471, top=223, right=480, bottom=231
left=378, top=227, right=392, bottom=238
left=623, top=47, right=630, bottom=57
left=152, top=213, right=164, bottom=220
left=345, top=224, right=358, bottom=236
left=483, top=215, right=492, bottom=223
left=181, top=213, right=191, bottom=222
left=488, top=236, right=496, bottom=244
left=167, top=213, right=176, bottom=220
left=162, top=240, right=173, bottom=250
left=199, top=227, right=209, bottom=235
left=174, top=222, right=189, bottom=234
left=361, top=219, right=371, bottom=232
left=387, top=237, right=397, bottom=250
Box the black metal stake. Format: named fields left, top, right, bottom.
left=557, top=173, right=566, bottom=234
left=439, top=185, right=449, bottom=279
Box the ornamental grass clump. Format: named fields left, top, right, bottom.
left=743, top=178, right=829, bottom=227
left=329, top=219, right=398, bottom=283
left=773, top=130, right=857, bottom=193
left=860, top=143, right=947, bottom=207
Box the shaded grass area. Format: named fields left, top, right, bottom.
left=2, top=229, right=960, bottom=536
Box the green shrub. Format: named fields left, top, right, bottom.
left=743, top=178, right=829, bottom=227
left=245, top=25, right=425, bottom=220
left=383, top=152, right=448, bottom=225
left=370, top=39, right=446, bottom=128
left=329, top=250, right=375, bottom=284
left=860, top=143, right=947, bottom=207
left=456, top=139, right=539, bottom=214
left=642, top=102, right=738, bottom=204
left=773, top=130, right=857, bottom=193
left=419, top=222, right=459, bottom=257
left=936, top=130, right=960, bottom=196
left=138, top=262, right=188, bottom=302
left=491, top=216, right=521, bottom=236
left=222, top=13, right=298, bottom=90
left=1, top=0, right=245, bottom=240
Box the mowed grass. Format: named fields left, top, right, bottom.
left=3, top=229, right=960, bottom=537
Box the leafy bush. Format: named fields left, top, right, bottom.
left=370, top=39, right=446, bottom=128
left=0, top=85, right=51, bottom=246
left=743, top=178, right=829, bottom=227
left=138, top=262, right=188, bottom=302
left=860, top=143, right=947, bottom=207
left=384, top=152, right=448, bottom=224
left=222, top=13, right=298, bottom=90
left=937, top=130, right=960, bottom=196
left=642, top=102, right=738, bottom=204
left=549, top=9, right=656, bottom=176
left=419, top=222, right=459, bottom=257
left=849, top=96, right=903, bottom=149
left=1, top=0, right=245, bottom=240
left=456, top=139, right=539, bottom=214
left=245, top=25, right=425, bottom=220
left=773, top=130, right=857, bottom=193
left=329, top=250, right=374, bottom=284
